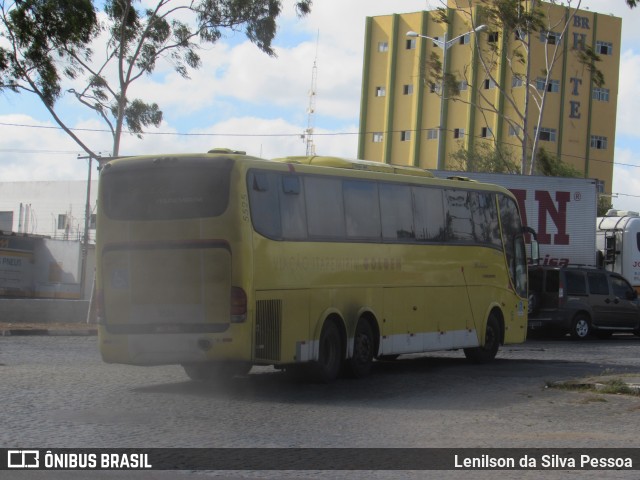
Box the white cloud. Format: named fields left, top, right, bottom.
left=611, top=147, right=640, bottom=212
left=615, top=51, right=640, bottom=137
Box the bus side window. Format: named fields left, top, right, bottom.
left=305, top=176, right=346, bottom=239
left=413, top=186, right=446, bottom=242
left=253, top=172, right=270, bottom=192
left=282, top=175, right=300, bottom=195
left=248, top=171, right=282, bottom=239
left=445, top=189, right=474, bottom=243
left=471, top=192, right=501, bottom=248
left=280, top=175, right=307, bottom=240
left=380, top=183, right=414, bottom=241
left=343, top=180, right=381, bottom=240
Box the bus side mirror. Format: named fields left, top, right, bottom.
left=523, top=226, right=539, bottom=264
left=530, top=240, right=539, bottom=264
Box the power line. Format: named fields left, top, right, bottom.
left=0, top=121, right=357, bottom=138
left=2, top=120, right=640, bottom=171
left=0, top=148, right=84, bottom=154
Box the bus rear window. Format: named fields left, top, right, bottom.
left=101, top=159, right=233, bottom=220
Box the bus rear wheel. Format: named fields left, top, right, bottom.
left=314, top=320, right=342, bottom=383
left=464, top=314, right=500, bottom=364
left=345, top=320, right=374, bottom=378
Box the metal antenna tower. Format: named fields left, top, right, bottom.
left=304, top=31, right=319, bottom=156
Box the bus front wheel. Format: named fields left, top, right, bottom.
left=315, top=320, right=343, bottom=383
left=464, top=314, right=500, bottom=364
left=345, top=320, right=374, bottom=378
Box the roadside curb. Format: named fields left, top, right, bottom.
left=550, top=375, right=640, bottom=395
left=593, top=381, right=640, bottom=394
left=0, top=324, right=97, bottom=337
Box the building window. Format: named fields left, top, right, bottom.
left=403, top=84, right=413, bottom=95
left=378, top=41, right=389, bottom=52
left=481, top=127, right=493, bottom=138
left=512, top=75, right=523, bottom=87
left=429, top=82, right=439, bottom=94
left=375, top=86, right=386, bottom=97
left=536, top=78, right=559, bottom=92
left=514, top=29, right=526, bottom=41
left=401, top=131, right=411, bottom=141
left=453, top=128, right=465, bottom=139
left=459, top=80, right=468, bottom=91
left=90, top=214, right=97, bottom=230
left=536, top=127, right=557, bottom=142
left=541, top=30, right=561, bottom=45
left=372, top=132, right=383, bottom=143
left=508, top=125, right=521, bottom=137
left=406, top=38, right=416, bottom=50
left=592, top=87, right=610, bottom=102
left=596, top=41, right=613, bottom=55
left=57, top=214, right=68, bottom=230
left=591, top=135, right=608, bottom=149
left=459, top=33, right=470, bottom=45
left=488, top=32, right=499, bottom=43
left=427, top=129, right=438, bottom=140
left=484, top=78, right=497, bottom=90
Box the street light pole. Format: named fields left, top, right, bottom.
left=407, top=25, right=486, bottom=170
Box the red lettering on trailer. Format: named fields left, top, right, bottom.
left=535, top=191, right=570, bottom=245
left=508, top=189, right=570, bottom=246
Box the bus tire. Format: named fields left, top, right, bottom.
left=345, top=320, right=374, bottom=378
left=314, top=320, right=342, bottom=383
left=464, top=314, right=500, bottom=364
left=182, top=362, right=251, bottom=382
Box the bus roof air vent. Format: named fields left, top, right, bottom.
left=272, top=156, right=434, bottom=177
left=208, top=148, right=246, bottom=155
left=447, top=175, right=477, bottom=182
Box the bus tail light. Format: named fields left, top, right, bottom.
left=230, top=287, right=247, bottom=323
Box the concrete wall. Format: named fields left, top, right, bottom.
left=0, top=299, right=89, bottom=324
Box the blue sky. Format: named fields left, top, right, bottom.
left=1, top=0, right=639, bottom=212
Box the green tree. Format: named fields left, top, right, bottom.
left=449, top=142, right=520, bottom=173
left=1, top=0, right=312, bottom=157
left=535, top=147, right=581, bottom=177
left=597, top=195, right=613, bottom=216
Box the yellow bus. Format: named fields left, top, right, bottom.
left=95, top=149, right=531, bottom=381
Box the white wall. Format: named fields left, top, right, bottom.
left=0, top=180, right=98, bottom=242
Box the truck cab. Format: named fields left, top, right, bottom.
left=597, top=210, right=640, bottom=294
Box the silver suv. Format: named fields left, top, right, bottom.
left=528, top=265, right=640, bottom=339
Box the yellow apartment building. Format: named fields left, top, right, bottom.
left=358, top=0, right=621, bottom=192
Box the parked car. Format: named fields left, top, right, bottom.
left=527, top=265, right=640, bottom=339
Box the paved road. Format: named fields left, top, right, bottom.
left=1, top=334, right=640, bottom=479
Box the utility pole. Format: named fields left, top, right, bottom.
left=78, top=154, right=94, bottom=298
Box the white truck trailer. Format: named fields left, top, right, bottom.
left=597, top=210, right=640, bottom=293
left=432, top=171, right=599, bottom=266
